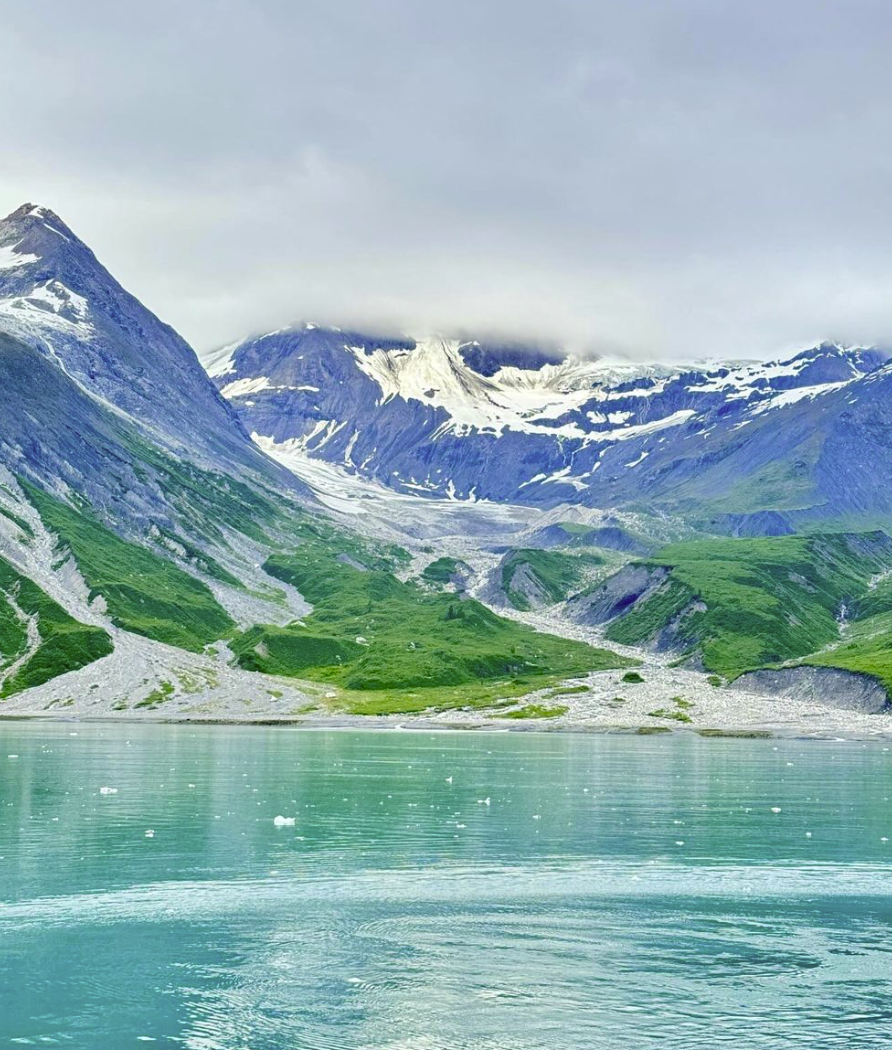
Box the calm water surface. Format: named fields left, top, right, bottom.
left=1, top=724, right=892, bottom=1048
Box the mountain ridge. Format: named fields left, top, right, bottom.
left=208, top=323, right=892, bottom=530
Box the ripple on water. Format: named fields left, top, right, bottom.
left=2, top=726, right=892, bottom=1048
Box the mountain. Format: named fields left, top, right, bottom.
left=0, top=204, right=316, bottom=534
left=2, top=202, right=892, bottom=721
left=0, top=204, right=628, bottom=714
left=209, top=326, right=892, bottom=530
left=0, top=204, right=299, bottom=489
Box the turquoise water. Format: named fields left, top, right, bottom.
left=1, top=725, right=892, bottom=1048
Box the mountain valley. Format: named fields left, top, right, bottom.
left=2, top=202, right=892, bottom=733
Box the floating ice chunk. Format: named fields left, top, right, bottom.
left=144, top=829, right=155, bottom=838
left=445, top=776, right=453, bottom=784
left=476, top=797, right=491, bottom=806
left=7, top=755, right=18, bottom=760
left=99, top=786, right=118, bottom=794
left=770, top=807, right=782, bottom=814
left=273, top=815, right=296, bottom=826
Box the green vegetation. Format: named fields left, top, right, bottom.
left=605, top=533, right=892, bottom=681
left=805, top=602, right=892, bottom=693
left=503, top=703, right=569, bottom=719
left=135, top=680, right=175, bottom=708
left=697, top=436, right=822, bottom=514
left=324, top=676, right=598, bottom=716
left=647, top=708, right=692, bottom=723
left=621, top=670, right=645, bottom=684
left=230, top=524, right=632, bottom=710
left=421, top=556, right=468, bottom=587
left=607, top=578, right=693, bottom=647
left=501, top=548, right=603, bottom=610
left=647, top=697, right=694, bottom=723
left=0, top=504, right=34, bottom=540
left=555, top=521, right=596, bottom=536
left=126, top=437, right=282, bottom=545
left=25, top=484, right=234, bottom=652
left=0, top=556, right=112, bottom=697
left=152, top=528, right=241, bottom=588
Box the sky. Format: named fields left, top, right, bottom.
left=3, top=0, right=892, bottom=360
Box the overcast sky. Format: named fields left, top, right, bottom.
left=3, top=0, right=892, bottom=360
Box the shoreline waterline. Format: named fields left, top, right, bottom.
left=3, top=708, right=892, bottom=740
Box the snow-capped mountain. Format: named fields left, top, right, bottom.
left=0, top=203, right=286, bottom=476
left=0, top=203, right=304, bottom=526
left=208, top=324, right=892, bottom=529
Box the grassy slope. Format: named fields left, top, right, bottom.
left=25, top=484, right=234, bottom=652
left=421, top=557, right=465, bottom=586
left=501, top=548, right=604, bottom=610
left=0, top=556, right=112, bottom=697
left=605, top=533, right=892, bottom=680
left=230, top=519, right=632, bottom=712
left=805, top=576, right=892, bottom=691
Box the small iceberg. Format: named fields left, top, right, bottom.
left=273, top=815, right=296, bottom=826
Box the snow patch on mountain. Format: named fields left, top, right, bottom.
left=346, top=335, right=676, bottom=437
left=0, top=243, right=40, bottom=271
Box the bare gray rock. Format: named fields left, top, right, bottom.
left=731, top=665, right=889, bottom=713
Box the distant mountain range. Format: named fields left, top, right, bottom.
left=208, top=325, right=892, bottom=533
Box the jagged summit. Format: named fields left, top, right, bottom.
left=0, top=200, right=300, bottom=493
left=0, top=203, right=86, bottom=264
left=4, top=201, right=69, bottom=225
left=0, top=202, right=114, bottom=301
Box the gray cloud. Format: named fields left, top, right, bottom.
left=3, top=0, right=892, bottom=359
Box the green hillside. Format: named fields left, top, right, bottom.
left=0, top=556, right=112, bottom=697
left=231, top=522, right=631, bottom=711
left=604, top=533, right=892, bottom=680
left=25, top=484, right=234, bottom=652
left=502, top=548, right=604, bottom=609
left=803, top=575, right=892, bottom=691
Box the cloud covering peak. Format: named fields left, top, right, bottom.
left=3, top=0, right=892, bottom=359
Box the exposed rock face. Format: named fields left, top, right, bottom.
left=502, top=561, right=552, bottom=610
left=0, top=204, right=272, bottom=475
left=566, top=564, right=670, bottom=625
left=708, top=511, right=795, bottom=538
left=732, top=666, right=889, bottom=713
left=652, top=599, right=707, bottom=654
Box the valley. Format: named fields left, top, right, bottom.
left=1, top=202, right=892, bottom=735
